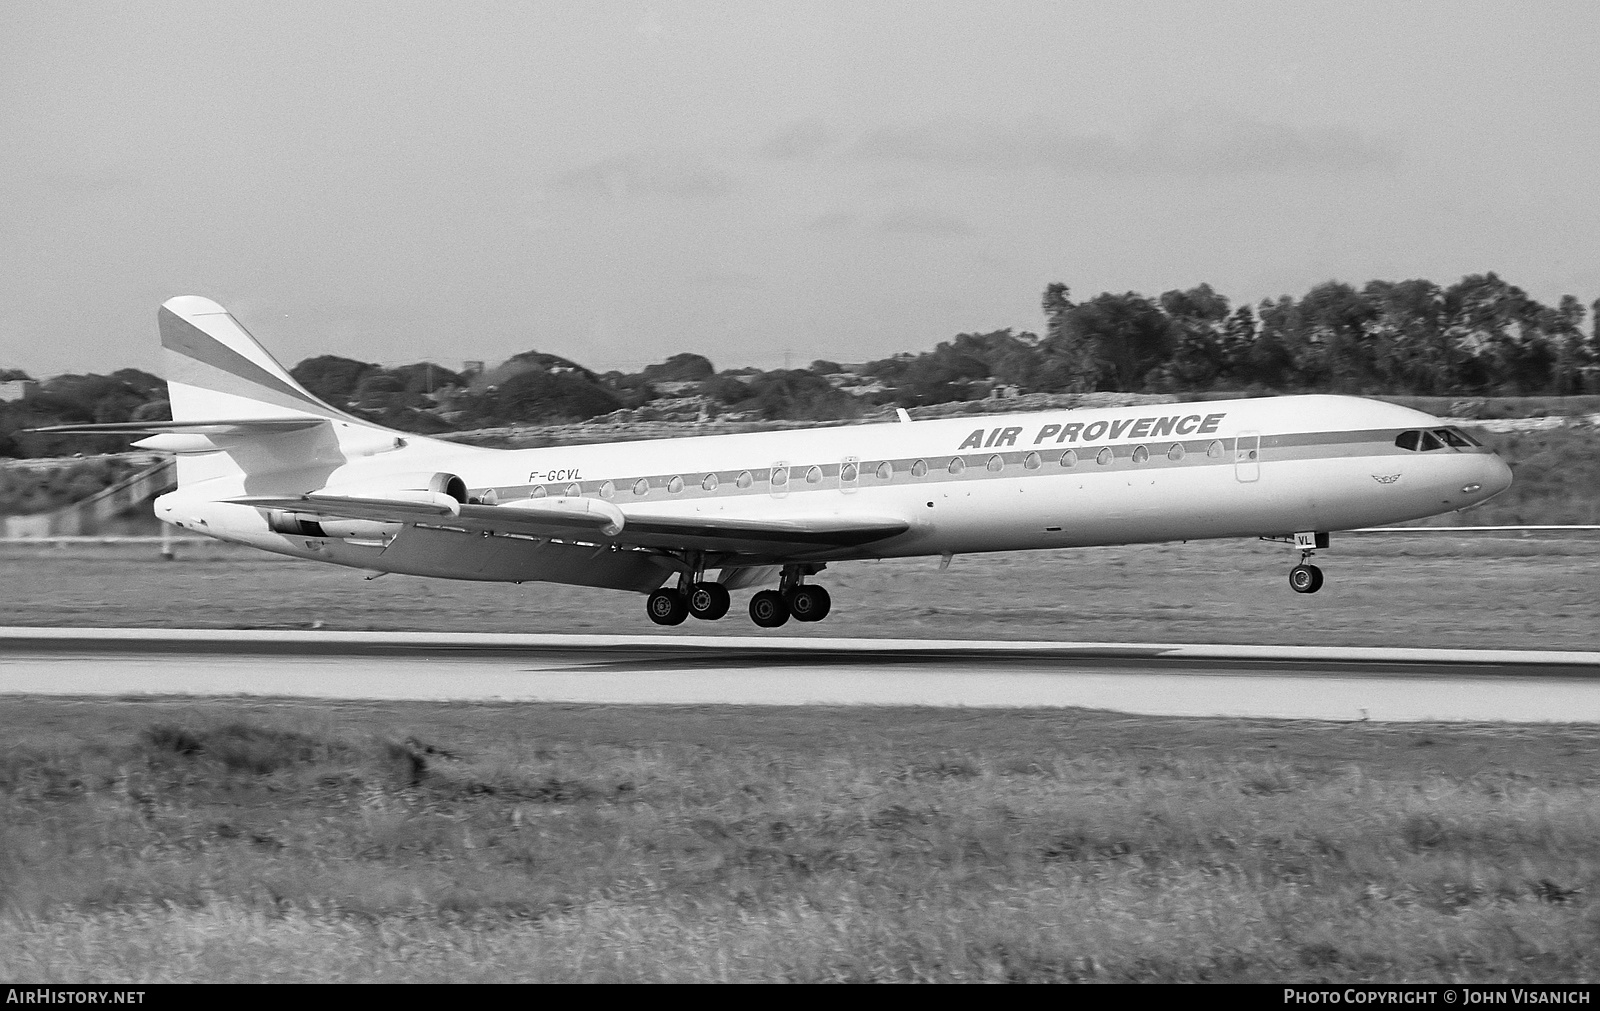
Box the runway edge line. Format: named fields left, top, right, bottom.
left=2, top=626, right=1596, bottom=669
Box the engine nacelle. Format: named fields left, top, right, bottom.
left=267, top=471, right=467, bottom=540
left=427, top=472, right=468, bottom=503
left=319, top=471, right=468, bottom=503
left=266, top=511, right=402, bottom=541
left=381, top=472, right=467, bottom=503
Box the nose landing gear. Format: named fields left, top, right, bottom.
left=1289, top=562, right=1324, bottom=594
left=1285, top=530, right=1328, bottom=594
left=1263, top=532, right=1329, bottom=594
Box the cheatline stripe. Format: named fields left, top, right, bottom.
left=476, top=430, right=1465, bottom=505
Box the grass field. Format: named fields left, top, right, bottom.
left=1, top=700, right=1597, bottom=982
left=3, top=526, right=1596, bottom=981
left=2, top=536, right=1595, bottom=650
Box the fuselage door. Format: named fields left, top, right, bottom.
left=770, top=461, right=789, bottom=499
left=1235, top=431, right=1261, bottom=482
left=840, top=456, right=859, bottom=494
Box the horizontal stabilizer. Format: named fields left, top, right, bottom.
left=28, top=418, right=326, bottom=437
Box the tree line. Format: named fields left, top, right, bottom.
left=4, top=272, right=1595, bottom=457
left=874, top=273, right=1596, bottom=405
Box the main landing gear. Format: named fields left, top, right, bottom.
left=750, top=564, right=831, bottom=628
left=749, top=582, right=831, bottom=628
left=645, top=579, right=729, bottom=625
left=687, top=581, right=731, bottom=620
left=645, top=563, right=832, bottom=628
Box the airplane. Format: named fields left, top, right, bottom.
left=34, top=295, right=1514, bottom=627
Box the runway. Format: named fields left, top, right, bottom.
left=3, top=628, right=1598, bottom=722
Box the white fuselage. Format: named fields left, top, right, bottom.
left=155, top=394, right=1513, bottom=590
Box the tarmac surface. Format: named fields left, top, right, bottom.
left=2, top=628, right=1598, bottom=723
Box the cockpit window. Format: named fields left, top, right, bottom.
left=1435, top=427, right=1479, bottom=449
left=1399, top=427, right=1482, bottom=452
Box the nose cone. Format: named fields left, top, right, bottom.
left=1478, top=453, right=1513, bottom=500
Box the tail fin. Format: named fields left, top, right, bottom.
left=30, top=297, right=365, bottom=441
left=31, top=297, right=420, bottom=498
left=159, top=295, right=353, bottom=424
left=151, top=297, right=414, bottom=491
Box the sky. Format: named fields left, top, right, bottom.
left=3, top=0, right=1597, bottom=378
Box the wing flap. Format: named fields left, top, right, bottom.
left=620, top=511, right=910, bottom=548
left=484, top=496, right=625, bottom=535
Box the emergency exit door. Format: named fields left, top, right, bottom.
left=1235, top=431, right=1260, bottom=482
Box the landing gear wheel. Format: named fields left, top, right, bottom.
left=1289, top=563, right=1324, bottom=594
left=688, top=581, right=731, bottom=621
left=787, top=585, right=832, bottom=622
left=749, top=589, right=791, bottom=628
left=646, top=587, right=689, bottom=625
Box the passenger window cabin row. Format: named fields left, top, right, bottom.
left=556, top=438, right=1235, bottom=499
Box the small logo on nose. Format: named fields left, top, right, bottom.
left=1372, top=473, right=1400, bottom=484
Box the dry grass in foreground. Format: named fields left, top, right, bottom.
left=1, top=700, right=1597, bottom=983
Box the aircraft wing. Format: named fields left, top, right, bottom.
left=229, top=493, right=910, bottom=554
